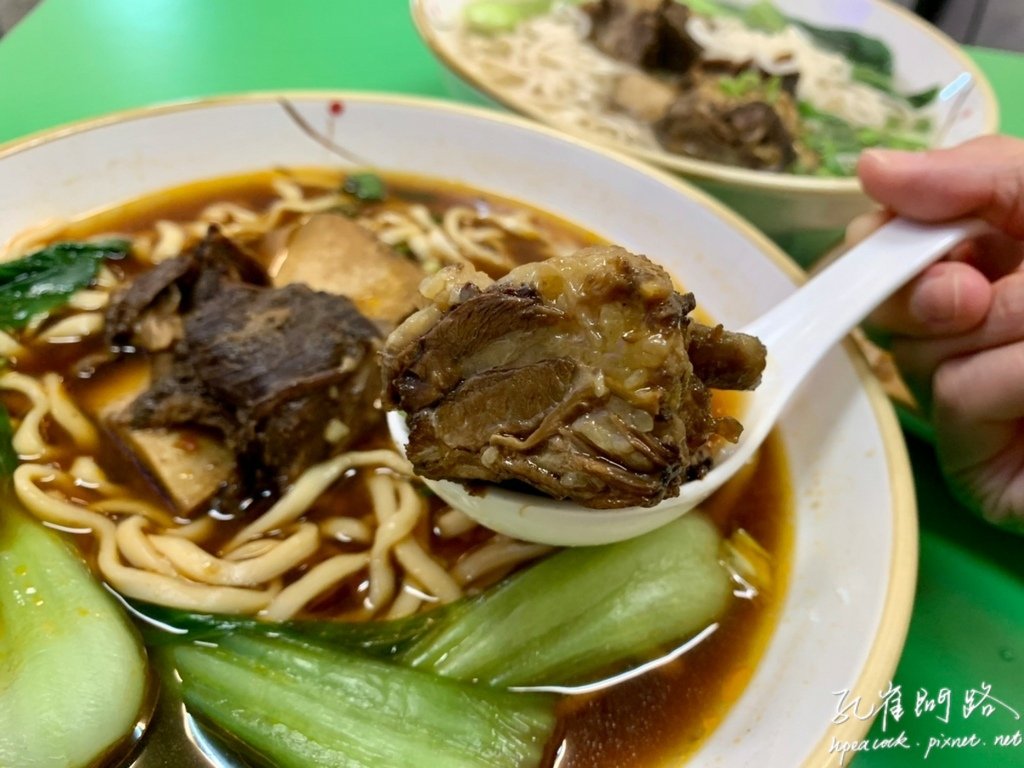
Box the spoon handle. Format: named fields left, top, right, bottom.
left=743, top=216, right=990, bottom=387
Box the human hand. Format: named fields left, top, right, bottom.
left=852, top=135, right=1024, bottom=531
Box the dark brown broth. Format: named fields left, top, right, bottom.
left=15, top=169, right=791, bottom=768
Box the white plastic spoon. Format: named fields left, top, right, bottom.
left=388, top=217, right=989, bottom=546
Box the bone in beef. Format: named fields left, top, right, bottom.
left=382, top=246, right=765, bottom=509
left=585, top=0, right=702, bottom=72
left=687, top=321, right=767, bottom=391
left=108, top=228, right=382, bottom=501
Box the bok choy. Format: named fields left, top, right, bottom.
left=401, top=512, right=731, bottom=687
left=174, top=634, right=556, bottom=768
left=463, top=0, right=556, bottom=33
left=130, top=596, right=445, bottom=655
left=1, top=399, right=147, bottom=766
left=0, top=505, right=149, bottom=768
left=141, top=512, right=732, bottom=690
left=0, top=240, right=130, bottom=331
left=149, top=513, right=732, bottom=767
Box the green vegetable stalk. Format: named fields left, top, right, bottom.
left=175, top=634, right=556, bottom=768
left=130, top=597, right=444, bottom=655
left=0, top=504, right=149, bottom=768
left=463, top=0, right=555, bottom=33
left=342, top=171, right=388, bottom=202
left=401, top=512, right=731, bottom=687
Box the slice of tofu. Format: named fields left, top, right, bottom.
left=272, top=213, right=424, bottom=326
left=116, top=427, right=235, bottom=514
left=83, top=360, right=235, bottom=515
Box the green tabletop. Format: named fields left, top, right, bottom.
left=1, top=2, right=1022, bottom=767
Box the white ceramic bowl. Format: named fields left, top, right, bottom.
left=412, top=0, right=999, bottom=236
left=0, top=94, right=916, bottom=767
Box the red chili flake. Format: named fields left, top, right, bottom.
left=329, top=100, right=345, bottom=117
left=175, top=434, right=199, bottom=452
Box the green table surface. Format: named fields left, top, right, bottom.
left=1, top=2, right=1022, bottom=766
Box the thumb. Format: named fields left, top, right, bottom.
left=857, top=135, right=1024, bottom=239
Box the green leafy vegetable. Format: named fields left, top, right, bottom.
left=718, top=69, right=763, bottom=98
left=678, top=0, right=739, bottom=18
left=681, top=0, right=896, bottom=79
left=401, top=513, right=732, bottom=687
left=850, top=62, right=893, bottom=93
left=342, top=171, right=388, bottom=202
left=718, top=71, right=782, bottom=102
left=129, top=597, right=448, bottom=655
left=153, top=514, right=731, bottom=693
left=799, top=101, right=929, bottom=176
left=0, top=504, right=149, bottom=768
left=463, top=0, right=554, bottom=33
left=905, top=85, right=939, bottom=109
left=913, top=116, right=934, bottom=133
left=795, top=19, right=893, bottom=76
left=0, top=239, right=130, bottom=331
left=0, top=405, right=15, bottom=489
left=175, top=634, right=556, bottom=768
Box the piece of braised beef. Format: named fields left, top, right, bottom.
left=583, top=0, right=805, bottom=172
left=382, top=246, right=765, bottom=509
left=585, top=0, right=702, bottom=72
left=653, top=68, right=800, bottom=171
left=106, top=229, right=269, bottom=352
left=107, top=228, right=382, bottom=502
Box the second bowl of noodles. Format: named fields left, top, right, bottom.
left=412, top=0, right=998, bottom=235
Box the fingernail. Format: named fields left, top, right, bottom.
left=910, top=272, right=958, bottom=324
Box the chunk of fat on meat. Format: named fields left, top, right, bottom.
left=83, top=359, right=235, bottom=515
left=272, top=213, right=424, bottom=327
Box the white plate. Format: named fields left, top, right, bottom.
left=0, top=94, right=916, bottom=767
left=412, top=0, right=999, bottom=235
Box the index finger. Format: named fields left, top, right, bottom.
left=858, top=136, right=1024, bottom=239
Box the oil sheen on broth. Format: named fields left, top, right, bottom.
left=0, top=169, right=791, bottom=767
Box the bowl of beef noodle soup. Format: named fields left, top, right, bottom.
left=412, top=0, right=998, bottom=235
left=0, top=94, right=915, bottom=768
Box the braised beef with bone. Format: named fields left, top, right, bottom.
left=587, top=0, right=803, bottom=171
left=382, top=246, right=765, bottom=509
